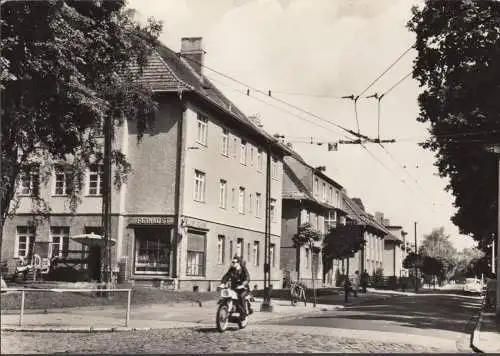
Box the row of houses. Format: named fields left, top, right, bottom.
left=1, top=37, right=411, bottom=290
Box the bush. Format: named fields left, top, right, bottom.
left=46, top=267, right=89, bottom=282
left=335, top=274, right=347, bottom=287
left=387, top=276, right=398, bottom=290
left=372, top=268, right=385, bottom=288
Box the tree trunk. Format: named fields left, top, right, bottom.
left=344, top=258, right=350, bottom=303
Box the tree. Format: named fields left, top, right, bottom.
left=323, top=223, right=366, bottom=302
left=1, top=1, right=162, bottom=252
left=453, top=248, right=485, bottom=280
left=408, top=1, right=500, bottom=252
left=292, top=222, right=321, bottom=306
left=402, top=252, right=420, bottom=270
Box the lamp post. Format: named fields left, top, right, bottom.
left=261, top=141, right=273, bottom=312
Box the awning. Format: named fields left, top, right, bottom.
left=71, top=233, right=116, bottom=247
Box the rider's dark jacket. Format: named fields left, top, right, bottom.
left=221, top=265, right=250, bottom=290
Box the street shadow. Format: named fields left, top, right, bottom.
left=195, top=326, right=239, bottom=333
left=298, top=295, right=483, bottom=334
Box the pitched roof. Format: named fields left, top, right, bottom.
left=342, top=194, right=393, bottom=237
left=135, top=44, right=290, bottom=155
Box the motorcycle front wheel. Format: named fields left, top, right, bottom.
left=216, top=304, right=230, bottom=332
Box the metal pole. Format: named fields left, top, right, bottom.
left=125, top=289, right=131, bottom=327
left=496, top=155, right=500, bottom=318
left=311, top=241, right=316, bottom=308
left=102, top=115, right=112, bottom=291
left=19, top=291, right=25, bottom=326
left=414, top=221, right=418, bottom=293
left=261, top=142, right=273, bottom=312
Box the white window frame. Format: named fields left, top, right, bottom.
left=271, top=157, right=278, bottom=179
left=194, top=170, right=206, bottom=202
left=219, top=179, right=227, bottom=209
left=196, top=113, right=208, bottom=146
left=253, top=241, right=260, bottom=266
left=217, top=235, right=225, bottom=265
left=257, top=149, right=263, bottom=172
left=329, top=186, right=333, bottom=203
left=238, top=187, right=246, bottom=214
left=250, top=147, right=254, bottom=166
left=236, top=238, right=243, bottom=258
left=240, top=140, right=247, bottom=165
left=249, top=193, right=252, bottom=214
left=313, top=177, right=319, bottom=196
left=270, top=243, right=275, bottom=267
left=233, top=137, right=238, bottom=157
left=17, top=167, right=39, bottom=196
left=49, top=227, right=70, bottom=257
left=53, top=166, right=72, bottom=196
left=87, top=164, right=103, bottom=196
left=15, top=226, right=35, bottom=258
left=270, top=198, right=276, bottom=221
left=322, top=182, right=326, bottom=201
left=255, top=193, right=262, bottom=218
left=221, top=129, right=229, bottom=156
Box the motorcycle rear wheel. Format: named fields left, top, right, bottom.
left=216, top=304, right=230, bottom=332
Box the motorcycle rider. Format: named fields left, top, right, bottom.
left=221, top=255, right=253, bottom=319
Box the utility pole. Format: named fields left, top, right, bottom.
left=261, top=142, right=273, bottom=312
left=414, top=221, right=418, bottom=293
left=492, top=237, right=496, bottom=275
left=101, top=115, right=113, bottom=291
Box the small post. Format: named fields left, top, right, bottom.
left=19, top=290, right=25, bottom=326
left=125, top=289, right=131, bottom=327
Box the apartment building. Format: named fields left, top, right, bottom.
left=280, top=150, right=348, bottom=288
left=1, top=37, right=290, bottom=290
left=342, top=196, right=389, bottom=276
left=374, top=212, right=408, bottom=277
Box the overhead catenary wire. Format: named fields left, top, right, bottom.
left=182, top=55, right=372, bottom=141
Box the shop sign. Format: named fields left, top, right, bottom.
left=135, top=216, right=174, bottom=225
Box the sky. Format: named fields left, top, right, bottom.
left=128, top=0, right=476, bottom=251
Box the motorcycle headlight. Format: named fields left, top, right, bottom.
left=221, top=289, right=230, bottom=298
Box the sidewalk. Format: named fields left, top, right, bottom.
left=472, top=311, right=500, bottom=353
left=1, top=292, right=393, bottom=332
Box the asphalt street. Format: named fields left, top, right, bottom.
left=1, top=293, right=483, bottom=353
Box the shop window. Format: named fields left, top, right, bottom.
left=134, top=228, right=170, bottom=275
left=186, top=230, right=206, bottom=276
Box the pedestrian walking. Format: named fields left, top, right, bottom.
left=352, top=270, right=360, bottom=297
left=360, top=270, right=369, bottom=293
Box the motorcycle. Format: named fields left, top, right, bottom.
left=215, top=283, right=253, bottom=332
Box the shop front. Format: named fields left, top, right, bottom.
left=126, top=216, right=176, bottom=285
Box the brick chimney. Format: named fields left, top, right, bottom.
left=181, top=37, right=204, bottom=76
left=374, top=211, right=384, bottom=224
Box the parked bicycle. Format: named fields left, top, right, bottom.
left=290, top=280, right=307, bottom=306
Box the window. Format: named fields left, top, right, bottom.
left=231, top=188, right=235, bottom=208
left=325, top=211, right=336, bottom=232
left=217, top=235, right=225, bottom=264
left=233, top=137, right=238, bottom=157
left=249, top=193, right=252, bottom=214
left=255, top=193, right=262, bottom=217
left=18, top=166, right=39, bottom=196
left=270, top=198, right=276, bottom=221
left=238, top=187, right=245, bottom=214
left=229, top=240, right=233, bottom=260
left=194, top=170, right=206, bottom=202
left=54, top=166, right=72, bottom=196
left=257, top=149, right=263, bottom=172
left=329, top=186, right=333, bottom=203
left=186, top=230, right=206, bottom=276
left=236, top=238, right=243, bottom=259
left=313, top=178, right=319, bottom=196
left=219, top=179, right=227, bottom=209
left=50, top=227, right=69, bottom=258
left=134, top=228, right=170, bottom=274
left=270, top=243, right=275, bottom=267
left=250, top=147, right=254, bottom=166
left=247, top=242, right=251, bottom=263
left=221, top=129, right=229, bottom=156
left=322, top=182, right=326, bottom=201
left=271, top=157, right=278, bottom=179
left=253, top=241, right=260, bottom=266
left=336, top=190, right=340, bottom=207
left=240, top=140, right=247, bottom=165
left=87, top=164, right=103, bottom=196
left=15, top=226, right=35, bottom=258
left=305, top=247, right=310, bottom=269
left=196, top=113, right=208, bottom=145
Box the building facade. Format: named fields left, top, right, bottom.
left=2, top=37, right=289, bottom=291
left=280, top=150, right=348, bottom=288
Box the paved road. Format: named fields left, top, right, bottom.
left=1, top=293, right=482, bottom=353
left=261, top=292, right=483, bottom=352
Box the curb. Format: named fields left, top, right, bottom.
left=470, top=293, right=486, bottom=353
left=1, top=326, right=153, bottom=333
